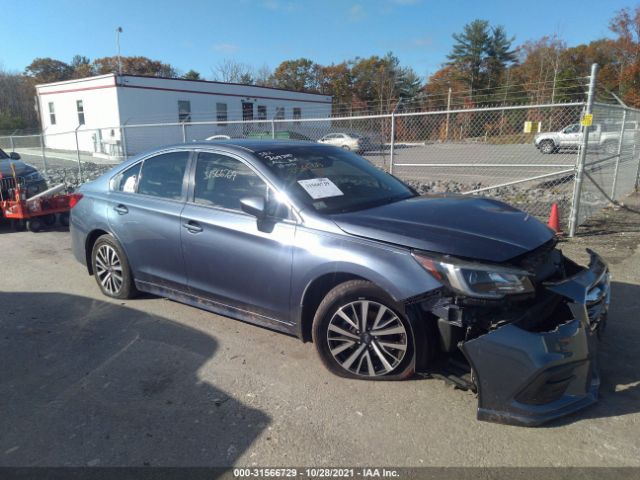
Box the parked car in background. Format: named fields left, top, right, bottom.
left=246, top=131, right=313, bottom=141
left=318, top=132, right=375, bottom=152
left=0, top=149, right=48, bottom=201
left=534, top=122, right=639, bottom=154
left=70, top=140, right=610, bottom=426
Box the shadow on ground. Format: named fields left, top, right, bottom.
left=0, top=292, right=269, bottom=467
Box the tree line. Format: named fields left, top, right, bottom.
left=1, top=5, right=638, bottom=132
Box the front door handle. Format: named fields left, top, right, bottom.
left=114, top=204, right=128, bottom=215
left=183, top=221, right=203, bottom=234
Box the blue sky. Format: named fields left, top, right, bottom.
left=1, top=0, right=634, bottom=80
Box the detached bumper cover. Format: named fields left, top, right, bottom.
left=461, top=250, right=610, bottom=426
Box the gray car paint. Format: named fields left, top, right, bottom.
left=70, top=140, right=610, bottom=426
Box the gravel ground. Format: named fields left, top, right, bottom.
left=0, top=193, right=639, bottom=468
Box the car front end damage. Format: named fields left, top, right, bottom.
left=412, top=243, right=610, bottom=426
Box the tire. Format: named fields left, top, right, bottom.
left=312, top=280, right=416, bottom=380
left=59, top=212, right=70, bottom=227
left=43, top=214, right=57, bottom=226
left=539, top=140, right=556, bottom=154
left=341, top=145, right=352, bottom=151
left=91, top=234, right=137, bottom=299
left=26, top=218, right=43, bottom=232
left=603, top=141, right=617, bottom=155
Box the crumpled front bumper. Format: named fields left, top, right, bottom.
left=460, top=250, right=610, bottom=426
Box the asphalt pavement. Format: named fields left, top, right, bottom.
left=0, top=197, right=639, bottom=468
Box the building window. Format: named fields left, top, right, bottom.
left=275, top=107, right=285, bottom=120
left=76, top=100, right=85, bottom=125
left=293, top=107, right=301, bottom=124
left=216, top=102, right=227, bottom=126
left=178, top=100, right=191, bottom=123
left=257, top=105, right=267, bottom=120
left=48, top=102, right=56, bottom=125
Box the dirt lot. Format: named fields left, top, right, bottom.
left=0, top=196, right=639, bottom=467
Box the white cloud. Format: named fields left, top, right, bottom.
left=213, top=43, right=240, bottom=54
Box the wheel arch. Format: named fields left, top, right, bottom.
left=84, top=229, right=112, bottom=275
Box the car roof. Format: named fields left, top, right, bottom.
left=182, top=139, right=320, bottom=154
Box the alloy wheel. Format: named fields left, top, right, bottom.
left=95, top=244, right=124, bottom=295
left=327, top=300, right=408, bottom=377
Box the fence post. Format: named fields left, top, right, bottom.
left=568, top=63, right=598, bottom=237
left=271, top=119, right=275, bottom=139
left=389, top=113, right=396, bottom=174
left=181, top=123, right=187, bottom=143
left=610, top=108, right=627, bottom=200
left=120, top=126, right=128, bottom=160
left=445, top=87, right=452, bottom=141
left=40, top=133, right=48, bottom=174
left=75, top=126, right=83, bottom=183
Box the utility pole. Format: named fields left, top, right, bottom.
left=116, top=27, right=123, bottom=75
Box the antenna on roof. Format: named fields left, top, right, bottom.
left=116, top=27, right=123, bottom=76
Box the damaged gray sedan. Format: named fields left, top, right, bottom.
left=70, top=141, right=610, bottom=426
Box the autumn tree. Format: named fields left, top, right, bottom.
left=93, top=56, right=177, bottom=77
left=71, top=55, right=94, bottom=79
left=608, top=6, right=640, bottom=106
left=24, top=58, right=73, bottom=83
left=212, top=59, right=254, bottom=84
left=271, top=58, right=319, bottom=91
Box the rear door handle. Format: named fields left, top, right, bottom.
left=183, top=220, right=203, bottom=234
left=114, top=204, right=128, bottom=215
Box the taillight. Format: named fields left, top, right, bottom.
left=69, top=193, right=83, bottom=209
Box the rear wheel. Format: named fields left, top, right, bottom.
left=539, top=140, right=556, bottom=154
left=59, top=212, right=70, bottom=227
left=341, top=145, right=351, bottom=151
left=26, top=218, right=43, bottom=232
left=603, top=140, right=618, bottom=155
left=91, top=234, right=137, bottom=299
left=312, top=280, right=415, bottom=380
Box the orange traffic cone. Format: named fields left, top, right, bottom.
left=548, top=203, right=560, bottom=233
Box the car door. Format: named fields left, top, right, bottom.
left=180, top=150, right=296, bottom=324
left=107, top=150, right=191, bottom=291
left=560, top=124, right=581, bottom=147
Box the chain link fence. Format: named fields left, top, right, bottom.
left=1, top=64, right=639, bottom=236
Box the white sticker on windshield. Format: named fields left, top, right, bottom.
left=297, top=178, right=344, bottom=199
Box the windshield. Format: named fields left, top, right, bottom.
left=254, top=145, right=416, bottom=214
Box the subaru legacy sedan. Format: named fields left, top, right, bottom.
left=70, top=140, right=610, bottom=426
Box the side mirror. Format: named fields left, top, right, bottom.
left=9, top=152, right=20, bottom=160
left=240, top=196, right=266, bottom=219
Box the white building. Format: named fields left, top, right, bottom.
left=36, top=74, right=333, bottom=157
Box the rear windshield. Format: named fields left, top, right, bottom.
left=254, top=145, right=415, bottom=214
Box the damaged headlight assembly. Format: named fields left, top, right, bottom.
left=412, top=251, right=534, bottom=299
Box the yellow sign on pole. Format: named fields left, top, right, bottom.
left=581, top=113, right=593, bottom=127
left=523, top=121, right=532, bottom=133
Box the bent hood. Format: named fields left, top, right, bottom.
left=331, top=195, right=554, bottom=263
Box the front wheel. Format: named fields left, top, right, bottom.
left=312, top=280, right=415, bottom=380
left=539, top=140, right=556, bottom=154
left=91, top=234, right=137, bottom=299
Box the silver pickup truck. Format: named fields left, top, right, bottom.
left=534, top=122, right=638, bottom=155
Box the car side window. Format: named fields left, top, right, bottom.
left=137, top=151, right=189, bottom=200
left=193, top=152, right=267, bottom=211
left=113, top=163, right=142, bottom=192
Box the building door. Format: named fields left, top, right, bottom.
left=242, top=101, right=254, bottom=134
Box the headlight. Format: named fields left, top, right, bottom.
left=412, top=251, right=534, bottom=299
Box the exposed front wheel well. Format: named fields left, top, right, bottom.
left=299, top=273, right=367, bottom=342
left=85, top=229, right=110, bottom=275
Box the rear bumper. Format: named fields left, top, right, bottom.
left=460, top=250, right=610, bottom=426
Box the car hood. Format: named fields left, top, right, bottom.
left=0, top=160, right=36, bottom=177
left=331, top=195, right=555, bottom=263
